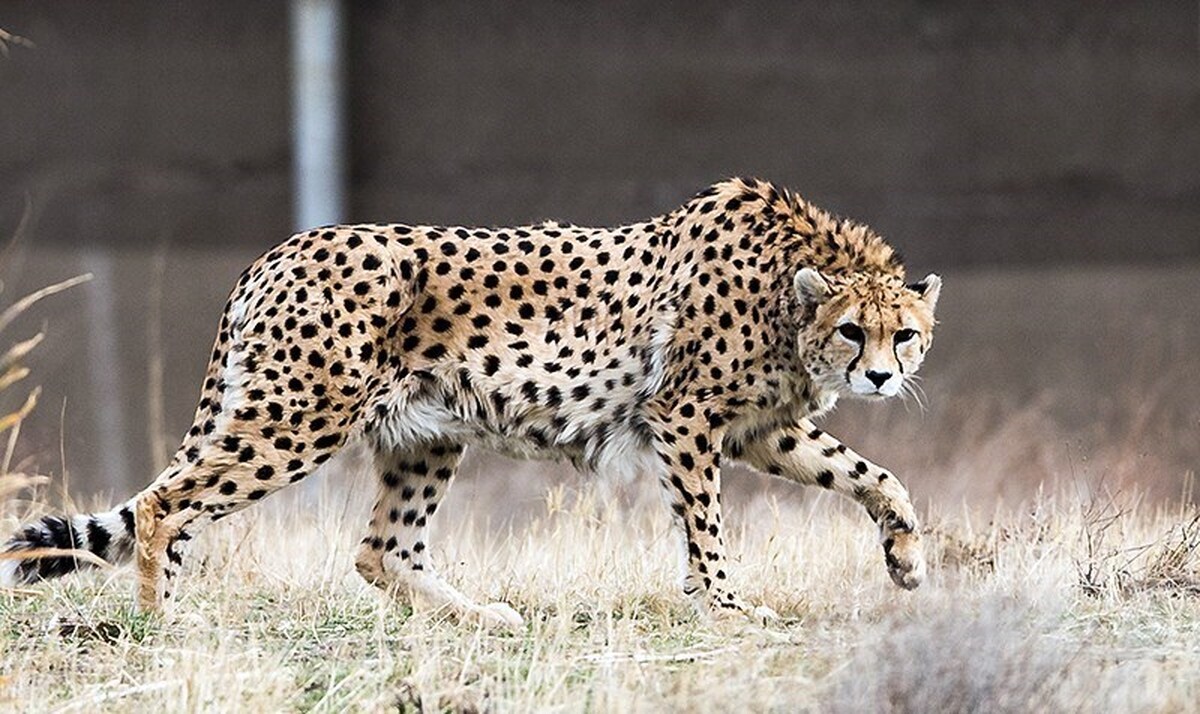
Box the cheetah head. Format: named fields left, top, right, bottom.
left=793, top=269, right=941, bottom=400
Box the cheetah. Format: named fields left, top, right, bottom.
left=1, top=178, right=941, bottom=627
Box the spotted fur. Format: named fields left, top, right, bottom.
left=1, top=178, right=941, bottom=627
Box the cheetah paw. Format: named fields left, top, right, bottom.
left=883, top=531, right=926, bottom=590
left=476, top=602, right=525, bottom=630
left=698, top=592, right=778, bottom=625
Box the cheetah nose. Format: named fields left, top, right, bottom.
left=865, top=370, right=892, bottom=388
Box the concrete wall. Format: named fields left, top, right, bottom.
left=0, top=1, right=1197, bottom=498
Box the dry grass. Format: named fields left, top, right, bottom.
left=2, top=462, right=1200, bottom=712
left=0, top=273, right=91, bottom=525
left=0, top=263, right=1197, bottom=710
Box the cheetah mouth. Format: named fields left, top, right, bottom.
left=847, top=385, right=897, bottom=401
left=844, top=376, right=904, bottom=400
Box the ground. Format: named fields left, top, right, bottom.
left=3, top=457, right=1199, bottom=713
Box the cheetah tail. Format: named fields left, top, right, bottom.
left=0, top=503, right=136, bottom=587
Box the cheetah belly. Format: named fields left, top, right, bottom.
left=367, top=372, right=661, bottom=483
left=472, top=416, right=661, bottom=486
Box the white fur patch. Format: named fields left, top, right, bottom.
left=226, top=293, right=251, bottom=333
left=0, top=558, right=18, bottom=587
left=641, top=302, right=678, bottom=398
left=587, top=424, right=660, bottom=488
left=369, top=381, right=468, bottom=452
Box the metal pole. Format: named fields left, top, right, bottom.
left=290, top=0, right=347, bottom=231
left=82, top=247, right=131, bottom=494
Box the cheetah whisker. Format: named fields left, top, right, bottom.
left=899, top=378, right=928, bottom=414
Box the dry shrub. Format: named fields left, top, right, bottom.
left=1075, top=489, right=1200, bottom=599
left=0, top=275, right=92, bottom=520
left=1136, top=513, right=1200, bottom=595
left=1076, top=491, right=1131, bottom=598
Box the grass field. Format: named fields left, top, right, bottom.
left=0, top=264, right=1197, bottom=711
left=3, top=461, right=1200, bottom=712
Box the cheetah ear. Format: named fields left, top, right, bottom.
left=793, top=268, right=830, bottom=308
left=910, top=273, right=942, bottom=312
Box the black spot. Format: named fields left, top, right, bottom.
left=314, top=433, right=340, bottom=449
left=86, top=518, right=111, bottom=557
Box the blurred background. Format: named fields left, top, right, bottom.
left=0, top=1, right=1196, bottom=512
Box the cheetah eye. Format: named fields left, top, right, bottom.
left=837, top=323, right=864, bottom=342
left=894, top=328, right=918, bottom=344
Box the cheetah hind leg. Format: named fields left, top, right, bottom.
left=354, top=442, right=524, bottom=630
left=132, top=423, right=351, bottom=615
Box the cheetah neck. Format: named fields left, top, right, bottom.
left=672, top=178, right=907, bottom=280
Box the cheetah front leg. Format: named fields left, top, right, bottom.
left=354, top=440, right=523, bottom=629
left=730, top=418, right=925, bottom=589
left=651, top=408, right=777, bottom=623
